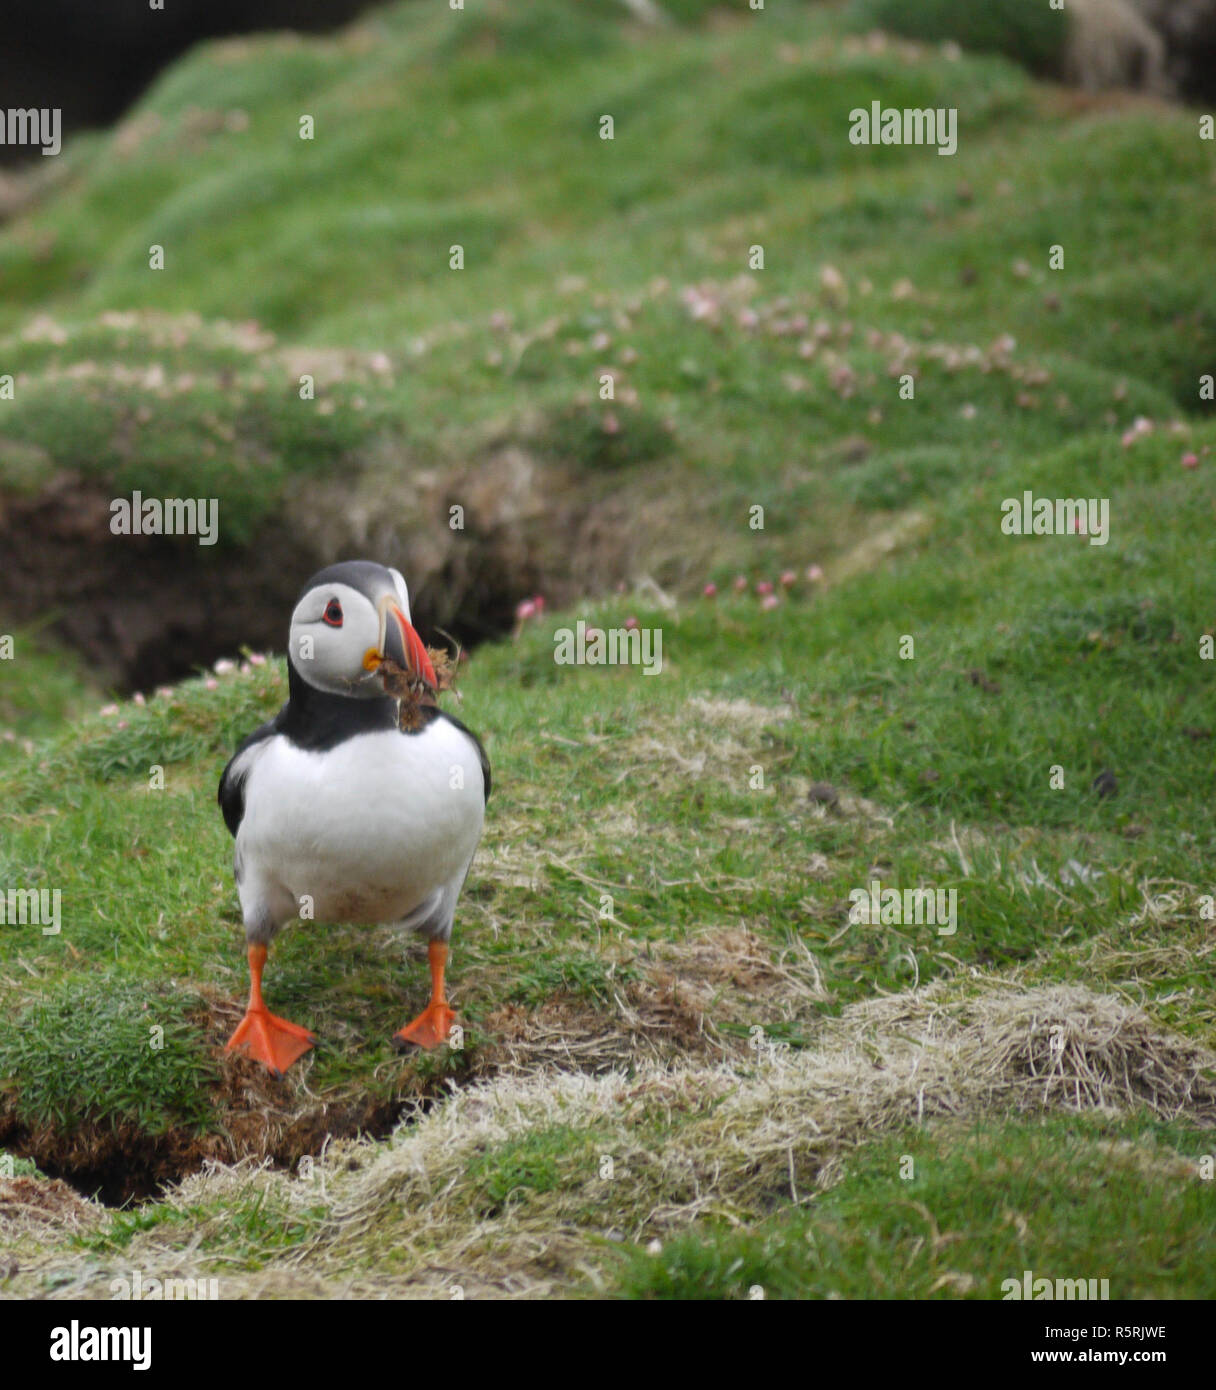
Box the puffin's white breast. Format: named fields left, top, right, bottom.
left=238, top=719, right=485, bottom=925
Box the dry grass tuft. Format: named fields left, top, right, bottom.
left=479, top=927, right=828, bottom=1077
left=833, top=979, right=1216, bottom=1130
left=14, top=976, right=1211, bottom=1299
left=0, top=1176, right=104, bottom=1240
left=686, top=696, right=792, bottom=725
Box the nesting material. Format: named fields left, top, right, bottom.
left=375, top=647, right=459, bottom=732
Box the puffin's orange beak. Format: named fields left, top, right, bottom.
left=371, top=597, right=437, bottom=688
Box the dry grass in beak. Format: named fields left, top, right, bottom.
left=377, top=646, right=460, bottom=731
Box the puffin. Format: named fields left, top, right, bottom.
left=217, top=560, right=490, bottom=1073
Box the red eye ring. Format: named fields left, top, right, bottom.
left=322, top=598, right=343, bottom=627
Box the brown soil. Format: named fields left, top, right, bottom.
left=0, top=445, right=691, bottom=692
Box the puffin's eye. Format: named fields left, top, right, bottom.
left=322, top=598, right=344, bottom=628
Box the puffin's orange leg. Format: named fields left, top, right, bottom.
left=394, top=940, right=456, bottom=1050
left=226, top=944, right=315, bottom=1075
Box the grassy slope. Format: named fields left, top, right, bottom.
left=0, top=1, right=1213, bottom=1296
left=0, top=1, right=1209, bottom=547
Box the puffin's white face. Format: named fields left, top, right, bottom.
left=289, top=566, right=431, bottom=699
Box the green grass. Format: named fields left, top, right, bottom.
left=611, top=1114, right=1216, bottom=1299
left=0, top=0, right=1209, bottom=557
left=506, top=955, right=639, bottom=1008
left=2, top=425, right=1212, bottom=1143
left=467, top=1125, right=598, bottom=1214
left=0, top=977, right=219, bottom=1135
left=0, top=623, right=96, bottom=739
left=845, top=0, right=1070, bottom=74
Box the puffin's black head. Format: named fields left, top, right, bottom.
left=288, top=560, right=436, bottom=700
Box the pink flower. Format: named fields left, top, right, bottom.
left=683, top=287, right=720, bottom=323
left=532, top=594, right=547, bottom=614
left=1122, top=415, right=1155, bottom=448
left=117, top=720, right=129, bottom=730
left=214, top=658, right=236, bottom=675
left=820, top=264, right=846, bottom=296
left=100, top=704, right=118, bottom=717
left=780, top=569, right=797, bottom=588
left=624, top=616, right=639, bottom=631
left=602, top=412, right=621, bottom=435
left=805, top=564, right=824, bottom=583
left=733, top=575, right=748, bottom=593
left=133, top=692, right=146, bottom=706
left=756, top=580, right=774, bottom=596
left=240, top=662, right=252, bottom=675
left=703, top=582, right=717, bottom=598
left=249, top=652, right=267, bottom=666
left=516, top=599, right=537, bottom=622
left=155, top=686, right=173, bottom=699
left=205, top=678, right=219, bottom=691
left=830, top=364, right=856, bottom=395
left=1182, top=452, right=1199, bottom=469
left=761, top=594, right=780, bottom=611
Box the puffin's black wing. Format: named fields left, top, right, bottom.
left=218, top=716, right=281, bottom=838
left=434, top=709, right=492, bottom=803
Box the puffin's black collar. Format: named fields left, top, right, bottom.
left=278, top=657, right=400, bottom=752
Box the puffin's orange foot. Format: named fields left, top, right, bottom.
left=393, top=1002, right=456, bottom=1051
left=226, top=1006, right=315, bottom=1075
